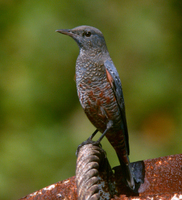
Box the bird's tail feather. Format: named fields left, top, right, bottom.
left=117, top=153, right=135, bottom=190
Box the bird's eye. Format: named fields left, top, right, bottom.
left=84, top=31, right=91, bottom=37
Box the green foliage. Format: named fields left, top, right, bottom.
left=0, top=1, right=182, bottom=199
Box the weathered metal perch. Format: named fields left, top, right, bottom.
left=19, top=140, right=182, bottom=200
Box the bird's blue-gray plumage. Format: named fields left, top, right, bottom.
left=56, top=25, right=135, bottom=190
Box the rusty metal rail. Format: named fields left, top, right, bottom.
left=19, top=141, right=182, bottom=200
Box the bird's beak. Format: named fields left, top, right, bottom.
left=56, top=29, right=74, bottom=37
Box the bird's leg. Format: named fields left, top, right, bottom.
left=89, top=129, right=98, bottom=140
left=76, top=121, right=112, bottom=157
left=76, top=129, right=99, bottom=157
left=97, top=120, right=113, bottom=143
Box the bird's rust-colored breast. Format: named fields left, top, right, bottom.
left=77, top=74, right=121, bottom=134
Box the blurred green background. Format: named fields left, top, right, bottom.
left=0, top=0, right=182, bottom=199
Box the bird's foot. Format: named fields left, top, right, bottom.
left=76, top=129, right=101, bottom=157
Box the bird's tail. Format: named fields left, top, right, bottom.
left=106, top=131, right=135, bottom=190
left=117, top=152, right=135, bottom=190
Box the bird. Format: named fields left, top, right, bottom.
left=56, top=25, right=135, bottom=190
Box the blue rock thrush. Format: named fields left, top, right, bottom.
left=56, top=26, right=135, bottom=190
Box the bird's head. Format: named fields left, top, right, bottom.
left=56, top=25, right=108, bottom=54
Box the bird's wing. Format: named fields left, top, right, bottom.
left=104, top=59, right=129, bottom=155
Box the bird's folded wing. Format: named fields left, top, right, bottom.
left=104, top=59, right=129, bottom=155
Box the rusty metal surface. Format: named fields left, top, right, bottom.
left=112, top=154, right=182, bottom=199
left=19, top=177, right=77, bottom=200
left=140, top=154, right=182, bottom=195
left=19, top=153, right=182, bottom=200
